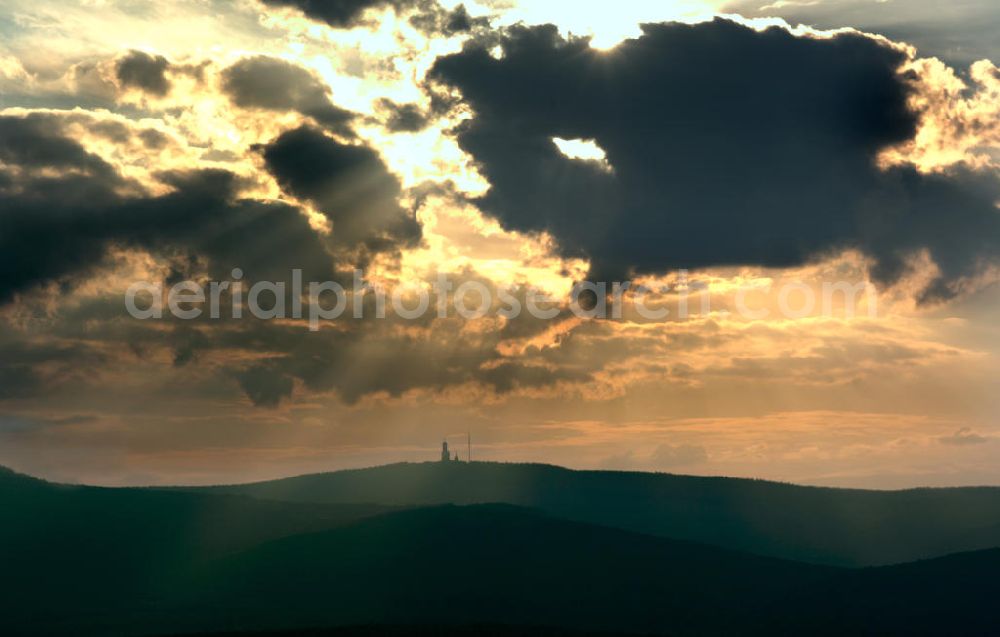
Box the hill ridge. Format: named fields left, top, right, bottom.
left=193, top=461, right=1000, bottom=567
left=182, top=461, right=1000, bottom=494
left=7, top=461, right=1000, bottom=494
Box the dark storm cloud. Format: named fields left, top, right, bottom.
left=220, top=56, right=355, bottom=135
left=408, top=3, right=489, bottom=36
left=172, top=326, right=210, bottom=367
left=258, top=125, right=421, bottom=257
left=378, top=99, right=430, bottom=133
left=0, top=113, right=124, bottom=182
left=430, top=19, right=1000, bottom=297
left=0, top=112, right=336, bottom=303
left=138, top=128, right=170, bottom=149
left=229, top=318, right=592, bottom=406
left=151, top=170, right=337, bottom=284
left=0, top=365, right=42, bottom=399
left=261, top=0, right=485, bottom=34
left=477, top=362, right=590, bottom=393
left=442, top=5, right=487, bottom=34
left=115, top=50, right=172, bottom=96
left=107, top=270, right=590, bottom=408
left=0, top=334, right=108, bottom=400
left=0, top=111, right=439, bottom=408
left=0, top=108, right=443, bottom=408
left=261, top=0, right=395, bottom=28
left=235, top=364, right=295, bottom=408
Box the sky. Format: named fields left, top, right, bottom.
left=0, top=0, right=998, bottom=488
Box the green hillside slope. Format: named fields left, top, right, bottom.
left=4, top=465, right=999, bottom=636
left=200, top=461, right=1000, bottom=566
left=167, top=504, right=837, bottom=636
left=0, top=467, right=392, bottom=635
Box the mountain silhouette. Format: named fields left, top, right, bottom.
left=0, top=466, right=391, bottom=635
left=170, top=504, right=836, bottom=635
left=195, top=461, right=1000, bottom=566
left=2, top=464, right=999, bottom=636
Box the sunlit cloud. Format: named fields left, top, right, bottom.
left=0, top=0, right=997, bottom=489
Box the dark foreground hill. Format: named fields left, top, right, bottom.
left=165, top=504, right=837, bottom=636
left=0, top=467, right=391, bottom=635
left=3, top=465, right=1000, bottom=636
left=198, top=461, right=1000, bottom=566
left=161, top=628, right=653, bottom=637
